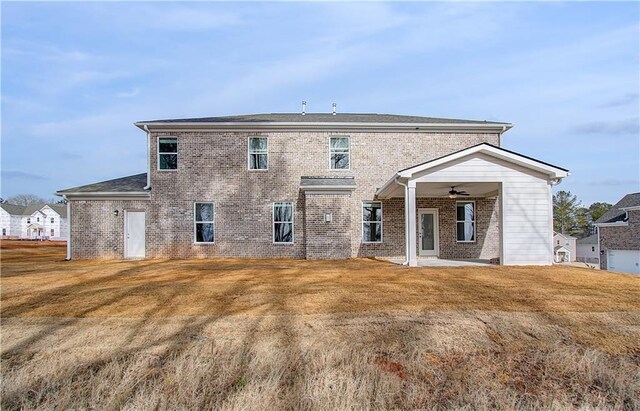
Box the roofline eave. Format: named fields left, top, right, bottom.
left=134, top=121, right=513, bottom=133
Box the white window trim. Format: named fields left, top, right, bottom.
left=247, top=136, right=269, bottom=171
left=272, top=202, right=294, bottom=244
left=456, top=200, right=476, bottom=243
left=361, top=201, right=383, bottom=243
left=328, top=135, right=351, bottom=171
left=193, top=202, right=215, bottom=244
left=157, top=136, right=178, bottom=171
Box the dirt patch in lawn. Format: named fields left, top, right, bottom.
left=1, top=243, right=639, bottom=410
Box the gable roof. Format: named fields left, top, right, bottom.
left=136, top=113, right=513, bottom=132
left=56, top=173, right=148, bottom=196
left=553, top=232, right=576, bottom=240
left=595, top=192, right=640, bottom=224
left=577, top=234, right=598, bottom=245
left=376, top=143, right=569, bottom=198
left=48, top=204, right=67, bottom=216
left=0, top=203, right=26, bottom=215
left=554, top=245, right=570, bottom=253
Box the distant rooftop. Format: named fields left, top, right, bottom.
left=596, top=192, right=640, bottom=224
left=137, top=113, right=510, bottom=126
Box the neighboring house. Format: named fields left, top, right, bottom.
left=0, top=203, right=68, bottom=240
left=576, top=234, right=599, bottom=265
left=56, top=112, right=569, bottom=265
left=552, top=232, right=576, bottom=262
left=594, top=192, right=640, bottom=274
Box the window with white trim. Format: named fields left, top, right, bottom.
left=194, top=202, right=215, bottom=243
left=362, top=201, right=382, bottom=243
left=158, top=137, right=177, bottom=170
left=27, top=218, right=31, bottom=224
left=330, top=136, right=350, bottom=170
left=456, top=201, right=475, bottom=242
left=2, top=228, right=6, bottom=236
left=248, top=136, right=268, bottom=170
left=273, top=202, right=293, bottom=243
left=50, top=228, right=55, bottom=237
left=50, top=217, right=54, bottom=223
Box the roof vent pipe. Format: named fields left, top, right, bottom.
left=332, top=102, right=337, bottom=115
left=302, top=101, right=306, bottom=115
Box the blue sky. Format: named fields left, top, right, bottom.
left=2, top=1, right=638, bottom=205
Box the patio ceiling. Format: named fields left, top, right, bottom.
left=378, top=182, right=500, bottom=198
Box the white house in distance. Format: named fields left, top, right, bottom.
left=553, top=232, right=576, bottom=262
left=0, top=203, right=68, bottom=240
left=576, top=234, right=599, bottom=265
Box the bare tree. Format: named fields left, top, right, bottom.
left=5, top=194, right=49, bottom=206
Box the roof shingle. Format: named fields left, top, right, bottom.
left=595, top=192, right=640, bottom=224
left=57, top=173, right=147, bottom=194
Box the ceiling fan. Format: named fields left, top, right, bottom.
left=448, top=186, right=470, bottom=198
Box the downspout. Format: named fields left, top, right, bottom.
left=63, top=195, right=71, bottom=260
left=498, top=125, right=506, bottom=147
left=395, top=176, right=410, bottom=266
left=143, top=125, right=151, bottom=190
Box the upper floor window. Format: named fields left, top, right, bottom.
left=27, top=218, right=31, bottom=224
left=273, top=202, right=294, bottom=243
left=330, top=136, right=350, bottom=170
left=37, top=217, right=40, bottom=222
left=158, top=137, right=178, bottom=170
left=248, top=137, right=268, bottom=170
left=194, top=202, right=215, bottom=243
left=456, top=201, right=475, bottom=242
left=50, top=229, right=55, bottom=237
left=50, top=217, right=54, bottom=223
left=362, top=201, right=382, bottom=243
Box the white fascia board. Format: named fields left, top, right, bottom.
left=594, top=221, right=628, bottom=227
left=55, top=191, right=151, bottom=200
left=300, top=185, right=355, bottom=191
left=375, top=175, right=403, bottom=199
left=398, top=145, right=569, bottom=179
left=621, top=206, right=640, bottom=211
left=135, top=121, right=512, bottom=133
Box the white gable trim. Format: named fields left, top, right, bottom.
left=398, top=144, right=569, bottom=179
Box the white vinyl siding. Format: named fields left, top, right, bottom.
left=248, top=136, right=268, bottom=170
left=412, top=152, right=553, bottom=265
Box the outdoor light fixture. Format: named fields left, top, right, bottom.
left=324, top=212, right=332, bottom=222
left=113, top=210, right=119, bottom=217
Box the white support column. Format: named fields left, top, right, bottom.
left=407, top=182, right=417, bottom=266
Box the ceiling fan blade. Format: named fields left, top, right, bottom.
left=459, top=192, right=470, bottom=196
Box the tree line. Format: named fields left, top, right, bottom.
left=0, top=194, right=66, bottom=206
left=553, top=190, right=611, bottom=238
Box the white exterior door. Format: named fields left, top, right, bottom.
left=607, top=250, right=640, bottom=274
left=125, top=211, right=145, bottom=259
left=418, top=209, right=439, bottom=257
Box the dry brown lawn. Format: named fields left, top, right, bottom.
left=1, top=241, right=639, bottom=410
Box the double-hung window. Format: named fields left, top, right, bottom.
left=456, top=201, right=475, bottom=242
left=194, top=202, right=215, bottom=243
left=50, top=217, right=54, bottom=223
left=362, top=201, right=382, bottom=243
left=273, top=202, right=294, bottom=243
left=330, top=136, right=350, bottom=170
left=248, top=137, right=268, bottom=170
left=158, top=137, right=178, bottom=170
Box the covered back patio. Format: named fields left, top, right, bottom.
left=375, top=144, right=569, bottom=266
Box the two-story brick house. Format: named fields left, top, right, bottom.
left=56, top=112, right=569, bottom=265
left=595, top=192, right=640, bottom=274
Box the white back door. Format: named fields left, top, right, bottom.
left=125, top=211, right=145, bottom=258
